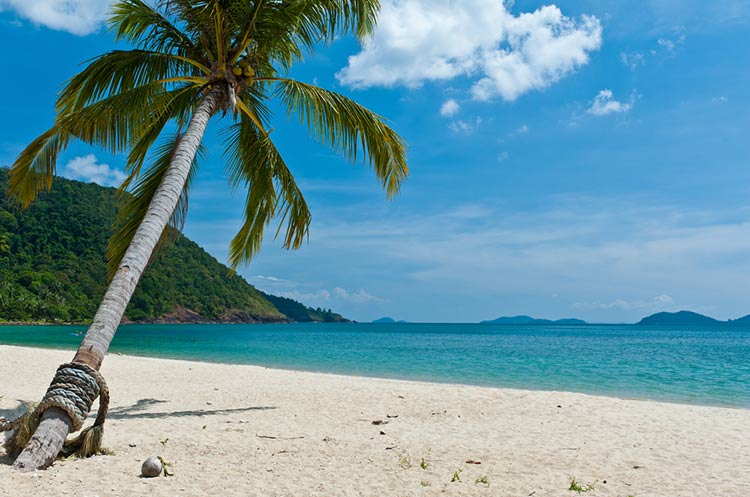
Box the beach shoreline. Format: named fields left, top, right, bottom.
left=1, top=345, right=749, bottom=496
left=5, top=342, right=742, bottom=409
left=0, top=338, right=746, bottom=412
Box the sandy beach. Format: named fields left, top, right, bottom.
left=1, top=345, right=748, bottom=497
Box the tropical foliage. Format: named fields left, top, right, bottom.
left=0, top=170, right=345, bottom=323
left=261, top=291, right=348, bottom=323
left=6, top=0, right=404, bottom=470
left=9, top=0, right=408, bottom=274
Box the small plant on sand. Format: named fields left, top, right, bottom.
left=420, top=480, right=431, bottom=487
left=475, top=476, right=489, bottom=486
left=397, top=451, right=412, bottom=469
left=420, top=457, right=429, bottom=470
left=569, top=477, right=595, bottom=493
left=451, top=469, right=462, bottom=482
left=157, top=456, right=174, bottom=477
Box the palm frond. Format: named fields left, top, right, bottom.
left=213, top=0, right=227, bottom=64
left=294, top=0, right=380, bottom=43
left=227, top=0, right=265, bottom=63
left=62, top=82, right=175, bottom=155
left=7, top=128, right=70, bottom=208
left=222, top=112, right=311, bottom=268
left=12, top=0, right=406, bottom=276
left=56, top=50, right=204, bottom=116
left=9, top=81, right=200, bottom=207
left=248, top=0, right=378, bottom=70
left=275, top=78, right=408, bottom=198
left=109, top=0, right=196, bottom=56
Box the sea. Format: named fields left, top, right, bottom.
left=1, top=322, right=749, bottom=408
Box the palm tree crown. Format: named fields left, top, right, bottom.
left=10, top=0, right=408, bottom=270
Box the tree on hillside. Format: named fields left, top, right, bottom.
left=7, top=0, right=407, bottom=470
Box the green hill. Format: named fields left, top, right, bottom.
left=636, top=311, right=721, bottom=326
left=729, top=314, right=750, bottom=325
left=636, top=310, right=750, bottom=326
left=260, top=292, right=349, bottom=323
left=371, top=317, right=406, bottom=323
left=480, top=315, right=587, bottom=325
left=0, top=169, right=344, bottom=324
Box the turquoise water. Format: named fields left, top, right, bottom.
left=1, top=323, right=749, bottom=408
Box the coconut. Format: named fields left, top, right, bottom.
left=243, top=66, right=255, bottom=77
left=232, top=66, right=243, bottom=76
left=141, top=456, right=162, bottom=478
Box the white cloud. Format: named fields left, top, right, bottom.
left=497, top=151, right=510, bottom=162
left=303, top=196, right=750, bottom=321
left=587, top=89, right=632, bottom=116
left=620, top=51, right=645, bottom=70
left=61, top=154, right=126, bottom=187
left=449, top=116, right=482, bottom=134
left=277, top=287, right=383, bottom=307
left=255, top=275, right=285, bottom=282
left=657, top=38, right=675, bottom=51
left=653, top=30, right=686, bottom=55
left=337, top=1, right=602, bottom=102
left=333, top=287, right=384, bottom=304
left=278, top=289, right=332, bottom=304
left=0, top=0, right=111, bottom=35
left=440, top=99, right=460, bottom=117
left=509, top=124, right=529, bottom=137
left=573, top=295, right=674, bottom=311
left=657, top=33, right=685, bottom=52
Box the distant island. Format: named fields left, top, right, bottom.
left=480, top=315, right=587, bottom=325
left=636, top=310, right=750, bottom=326
left=372, top=317, right=407, bottom=324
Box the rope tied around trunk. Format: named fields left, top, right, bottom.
left=1, top=362, right=110, bottom=459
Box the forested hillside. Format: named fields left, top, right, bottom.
left=0, top=169, right=345, bottom=324
left=261, top=292, right=349, bottom=323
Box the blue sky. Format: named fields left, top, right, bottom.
left=1, top=0, right=749, bottom=323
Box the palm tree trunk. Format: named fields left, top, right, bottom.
left=13, top=87, right=222, bottom=471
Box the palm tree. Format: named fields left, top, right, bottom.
left=8, top=0, right=407, bottom=470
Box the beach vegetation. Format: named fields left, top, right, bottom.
left=568, top=477, right=595, bottom=493
left=7, top=0, right=407, bottom=470
left=475, top=476, right=489, bottom=486
left=451, top=468, right=462, bottom=482
left=0, top=171, right=346, bottom=324
left=397, top=451, right=412, bottom=469
left=419, top=456, right=429, bottom=470
left=157, top=455, right=174, bottom=477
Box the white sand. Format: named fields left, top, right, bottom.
left=1, top=345, right=748, bottom=497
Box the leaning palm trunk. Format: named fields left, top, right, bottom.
left=9, top=0, right=407, bottom=473
left=13, top=88, right=220, bottom=471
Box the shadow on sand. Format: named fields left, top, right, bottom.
left=0, top=400, right=29, bottom=465
left=1, top=398, right=278, bottom=465
left=106, top=398, right=277, bottom=419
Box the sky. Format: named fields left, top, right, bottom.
left=0, top=0, right=749, bottom=323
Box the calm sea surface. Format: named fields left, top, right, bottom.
left=1, top=323, right=749, bottom=408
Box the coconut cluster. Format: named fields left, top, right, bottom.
left=230, top=61, right=255, bottom=85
